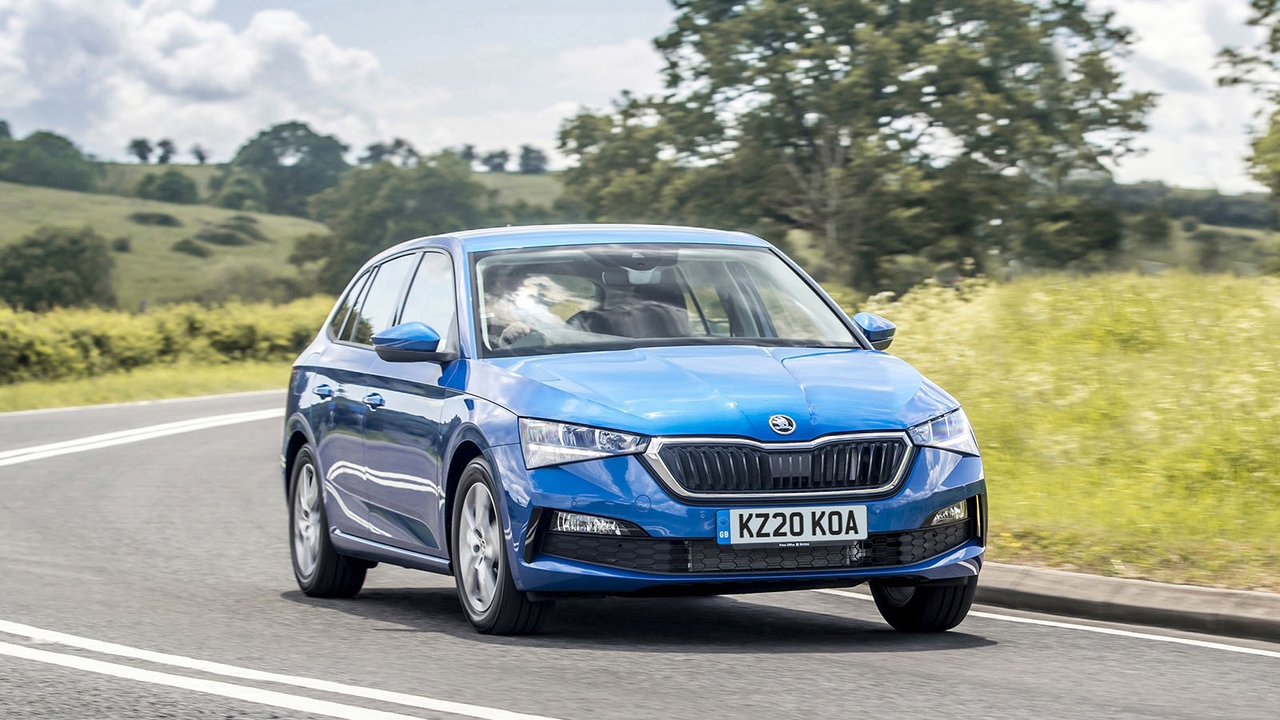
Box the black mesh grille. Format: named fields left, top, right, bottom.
left=655, top=438, right=909, bottom=495
left=541, top=520, right=970, bottom=575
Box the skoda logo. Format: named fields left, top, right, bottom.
left=768, top=414, right=796, bottom=435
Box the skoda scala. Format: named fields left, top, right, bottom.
left=282, top=224, right=986, bottom=635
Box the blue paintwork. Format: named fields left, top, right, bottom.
left=853, top=312, right=897, bottom=348
left=282, top=224, right=986, bottom=595
left=372, top=322, right=442, bottom=353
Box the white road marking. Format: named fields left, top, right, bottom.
left=0, top=389, right=282, bottom=418
left=813, top=588, right=1280, bottom=659
left=0, top=640, right=435, bottom=720
left=0, top=409, right=283, bottom=467
left=0, top=620, right=561, bottom=720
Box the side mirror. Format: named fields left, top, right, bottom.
left=852, top=312, right=896, bottom=351
left=372, top=322, right=457, bottom=363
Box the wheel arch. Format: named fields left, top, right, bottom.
left=441, top=425, right=496, bottom=553
left=282, top=414, right=315, bottom=500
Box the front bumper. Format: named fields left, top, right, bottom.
left=487, top=442, right=986, bottom=595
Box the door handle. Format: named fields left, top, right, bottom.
left=362, top=393, right=385, bottom=409
left=313, top=384, right=334, bottom=399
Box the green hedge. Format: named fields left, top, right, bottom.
left=0, top=296, right=333, bottom=384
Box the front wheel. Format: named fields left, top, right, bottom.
left=870, top=576, right=978, bottom=632
left=290, top=447, right=367, bottom=598
left=451, top=457, right=552, bottom=635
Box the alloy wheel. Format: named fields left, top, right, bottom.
left=457, top=481, right=502, bottom=613
left=293, top=463, right=323, bottom=580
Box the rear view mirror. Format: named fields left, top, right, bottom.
left=852, top=312, right=896, bottom=351
left=372, top=322, right=457, bottom=363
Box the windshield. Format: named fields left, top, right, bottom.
left=472, top=244, right=857, bottom=357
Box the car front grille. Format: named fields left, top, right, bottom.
left=540, top=520, right=971, bottom=575
left=648, top=436, right=911, bottom=497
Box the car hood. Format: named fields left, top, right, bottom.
left=467, top=345, right=957, bottom=440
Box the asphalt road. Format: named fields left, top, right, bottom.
left=1, top=392, right=1277, bottom=720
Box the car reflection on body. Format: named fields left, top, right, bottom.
left=282, top=224, right=986, bottom=635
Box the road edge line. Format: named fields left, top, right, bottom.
left=0, top=389, right=283, bottom=419
left=0, top=619, right=561, bottom=720
left=974, top=562, right=1280, bottom=645
left=813, top=588, right=1280, bottom=659
left=0, top=640, right=436, bottom=720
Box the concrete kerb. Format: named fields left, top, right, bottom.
left=978, top=562, right=1280, bottom=643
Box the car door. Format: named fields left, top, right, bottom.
left=361, top=251, right=459, bottom=556
left=311, top=269, right=376, bottom=541
left=334, top=252, right=422, bottom=543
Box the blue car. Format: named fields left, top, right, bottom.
left=282, top=224, right=986, bottom=635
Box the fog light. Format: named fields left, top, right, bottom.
left=926, top=501, right=968, bottom=527
left=551, top=511, right=644, bottom=536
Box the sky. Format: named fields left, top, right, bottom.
left=0, top=0, right=1269, bottom=193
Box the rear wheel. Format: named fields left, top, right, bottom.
left=451, top=457, right=552, bottom=635
left=290, top=447, right=367, bottom=598
left=870, top=576, right=978, bottom=632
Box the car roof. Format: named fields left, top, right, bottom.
left=364, top=223, right=770, bottom=267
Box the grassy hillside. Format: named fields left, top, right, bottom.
left=96, top=162, right=564, bottom=207
left=866, top=273, right=1280, bottom=590
left=0, top=181, right=327, bottom=309
left=97, top=162, right=224, bottom=200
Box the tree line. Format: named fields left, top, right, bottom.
left=10, top=0, right=1280, bottom=312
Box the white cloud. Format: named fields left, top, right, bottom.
left=0, top=0, right=664, bottom=167
left=0, top=0, right=410, bottom=161
left=1099, top=0, right=1266, bottom=193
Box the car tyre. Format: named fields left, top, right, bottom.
left=451, top=456, right=553, bottom=635
left=289, top=446, right=367, bottom=598
left=870, top=575, right=978, bottom=632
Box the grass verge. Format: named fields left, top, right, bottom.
left=0, top=361, right=292, bottom=414
left=866, top=273, right=1280, bottom=591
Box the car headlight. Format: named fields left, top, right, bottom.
left=908, top=409, right=979, bottom=456
left=519, top=419, right=649, bottom=469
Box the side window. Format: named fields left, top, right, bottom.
left=347, top=254, right=419, bottom=346
left=327, top=271, right=370, bottom=340
left=400, top=253, right=457, bottom=348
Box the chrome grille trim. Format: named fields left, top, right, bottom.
left=642, top=431, right=914, bottom=501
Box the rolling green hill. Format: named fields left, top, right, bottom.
left=95, top=162, right=564, bottom=206
left=0, top=181, right=327, bottom=309
left=97, top=162, right=225, bottom=200
left=0, top=170, right=564, bottom=311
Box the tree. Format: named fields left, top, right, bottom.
left=0, top=226, right=116, bottom=311
left=191, top=144, right=208, bottom=164
left=0, top=120, right=10, bottom=141
left=558, top=96, right=788, bottom=244
left=1221, top=4, right=1280, bottom=196
left=459, top=144, right=477, bottom=165
left=359, top=138, right=420, bottom=167
left=558, top=0, right=1154, bottom=287
left=481, top=149, right=509, bottom=172
left=156, top=139, right=177, bottom=164
left=208, top=167, right=267, bottom=211
left=518, top=145, right=548, bottom=174
left=0, top=130, right=97, bottom=191
left=128, top=138, right=153, bottom=164
left=229, top=121, right=350, bottom=216
left=1134, top=206, right=1172, bottom=246
left=291, top=153, right=500, bottom=292
left=136, top=169, right=199, bottom=204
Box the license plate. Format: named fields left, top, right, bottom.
left=716, top=505, right=868, bottom=546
